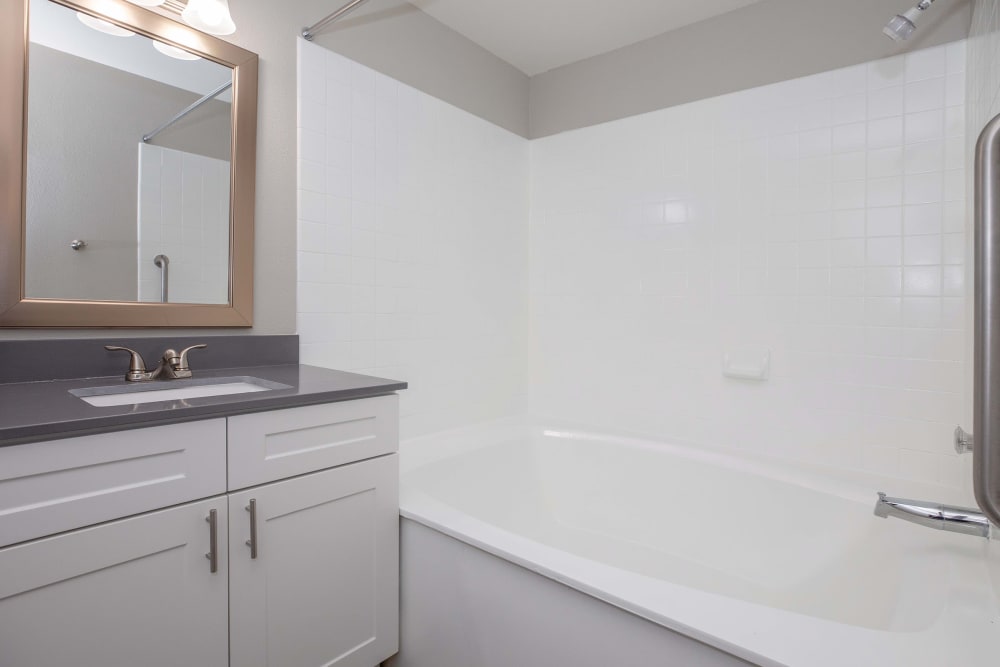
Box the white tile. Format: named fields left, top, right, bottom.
left=867, top=176, right=903, bottom=207
left=903, top=267, right=942, bottom=296
left=868, top=206, right=902, bottom=236
left=903, top=234, right=942, bottom=265
left=833, top=122, right=867, bottom=153
left=869, top=55, right=905, bottom=89
left=905, top=45, right=947, bottom=82
left=868, top=86, right=903, bottom=119
left=903, top=171, right=943, bottom=205
left=904, top=77, right=946, bottom=113
left=865, top=267, right=902, bottom=296
left=867, top=236, right=902, bottom=266
left=833, top=64, right=868, bottom=96
left=868, top=117, right=904, bottom=149
left=867, top=147, right=902, bottom=178
left=904, top=203, right=943, bottom=236
left=904, top=140, right=944, bottom=174
left=904, top=109, right=944, bottom=143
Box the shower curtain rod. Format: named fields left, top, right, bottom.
left=302, top=0, right=370, bottom=41
left=142, top=80, right=233, bottom=144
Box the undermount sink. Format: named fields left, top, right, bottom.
left=70, top=376, right=291, bottom=407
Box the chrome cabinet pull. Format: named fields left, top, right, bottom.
left=245, top=499, right=258, bottom=559
left=205, top=509, right=218, bottom=573
left=975, top=111, right=1000, bottom=527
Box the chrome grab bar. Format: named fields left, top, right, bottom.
left=874, top=492, right=991, bottom=538
left=153, top=254, right=169, bottom=303
left=975, top=112, right=1000, bottom=527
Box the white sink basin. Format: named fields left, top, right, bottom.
left=70, top=376, right=291, bottom=407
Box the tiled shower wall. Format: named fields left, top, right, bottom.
left=530, top=42, right=970, bottom=490
left=137, top=144, right=230, bottom=305
left=298, top=38, right=973, bottom=490
left=295, top=41, right=530, bottom=439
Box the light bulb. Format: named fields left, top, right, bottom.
left=182, top=0, right=236, bottom=35
left=153, top=40, right=201, bottom=61
left=76, top=12, right=135, bottom=37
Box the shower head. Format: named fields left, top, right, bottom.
left=883, top=0, right=936, bottom=41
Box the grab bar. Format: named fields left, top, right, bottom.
left=153, top=254, right=169, bottom=303
left=975, top=111, right=1000, bottom=527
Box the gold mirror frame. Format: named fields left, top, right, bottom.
left=0, top=0, right=257, bottom=327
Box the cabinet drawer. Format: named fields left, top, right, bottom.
left=0, top=420, right=227, bottom=548
left=227, top=395, right=398, bottom=489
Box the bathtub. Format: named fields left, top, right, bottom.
left=394, top=421, right=1000, bottom=667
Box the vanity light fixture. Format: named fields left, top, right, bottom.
left=124, top=0, right=167, bottom=6
left=152, top=40, right=201, bottom=60
left=181, top=0, right=237, bottom=35
left=76, top=12, right=136, bottom=37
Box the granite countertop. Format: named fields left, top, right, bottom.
left=0, top=364, right=407, bottom=447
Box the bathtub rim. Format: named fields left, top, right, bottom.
left=399, top=417, right=1000, bottom=667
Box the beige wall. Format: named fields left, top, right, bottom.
left=529, top=0, right=973, bottom=138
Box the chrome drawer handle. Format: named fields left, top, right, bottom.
left=245, top=499, right=258, bottom=559
left=205, top=509, right=218, bottom=574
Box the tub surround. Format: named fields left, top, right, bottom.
left=0, top=335, right=406, bottom=447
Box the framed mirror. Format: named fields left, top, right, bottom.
left=0, top=0, right=257, bottom=327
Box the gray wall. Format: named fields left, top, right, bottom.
left=529, top=0, right=973, bottom=138
left=25, top=43, right=230, bottom=302
left=311, top=0, right=529, bottom=138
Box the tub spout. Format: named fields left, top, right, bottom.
left=874, top=492, right=991, bottom=538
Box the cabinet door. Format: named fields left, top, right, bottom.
left=0, top=496, right=229, bottom=667
left=229, top=454, right=399, bottom=667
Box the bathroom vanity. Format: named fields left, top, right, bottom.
left=0, top=336, right=406, bottom=667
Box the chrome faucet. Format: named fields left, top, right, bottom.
left=105, top=344, right=208, bottom=382
left=874, top=492, right=991, bottom=538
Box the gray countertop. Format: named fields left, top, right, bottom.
left=0, top=364, right=407, bottom=447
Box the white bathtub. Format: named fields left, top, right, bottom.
left=395, top=422, right=1000, bottom=667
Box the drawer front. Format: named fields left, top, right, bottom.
left=0, top=420, right=227, bottom=548
left=227, top=395, right=398, bottom=489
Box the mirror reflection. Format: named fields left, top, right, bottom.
left=24, top=0, right=234, bottom=305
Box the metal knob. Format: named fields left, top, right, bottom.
left=70, top=239, right=87, bottom=250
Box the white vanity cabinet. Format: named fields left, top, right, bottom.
left=0, top=394, right=400, bottom=667
left=229, top=455, right=399, bottom=667
left=0, top=496, right=230, bottom=667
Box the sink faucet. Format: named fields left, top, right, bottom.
left=105, top=344, right=208, bottom=382
left=874, top=492, right=991, bottom=538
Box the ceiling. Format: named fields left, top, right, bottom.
left=408, top=0, right=766, bottom=76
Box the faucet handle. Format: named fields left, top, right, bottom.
left=105, top=345, right=149, bottom=382
left=177, top=344, right=208, bottom=370
left=176, top=344, right=208, bottom=371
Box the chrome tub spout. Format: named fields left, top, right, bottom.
left=874, top=492, right=991, bottom=538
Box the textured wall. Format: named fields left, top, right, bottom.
left=295, top=41, right=530, bottom=438
left=530, top=41, right=970, bottom=491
